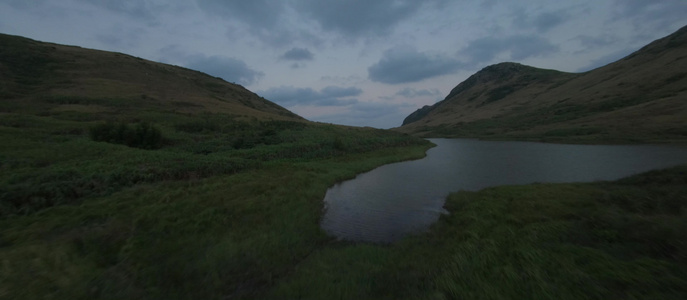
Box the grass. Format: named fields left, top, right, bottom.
left=2, top=105, right=686, bottom=299
left=397, top=27, right=687, bottom=143
left=3, top=32, right=687, bottom=299
left=0, top=104, right=432, bottom=299
left=267, top=166, right=687, bottom=299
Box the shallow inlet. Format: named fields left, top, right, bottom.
left=321, top=138, right=687, bottom=243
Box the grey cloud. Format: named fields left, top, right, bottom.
left=197, top=0, right=312, bottom=47
left=94, top=25, right=147, bottom=49
left=193, top=0, right=446, bottom=45
left=532, top=11, right=569, bottom=32
left=614, top=0, right=687, bottom=20
left=315, top=101, right=415, bottom=128
left=196, top=0, right=283, bottom=29
left=575, top=35, right=617, bottom=49
left=613, top=0, right=687, bottom=32
left=6, top=0, right=47, bottom=9
left=281, top=47, right=314, bottom=61
left=260, top=86, right=361, bottom=107
left=512, top=9, right=567, bottom=32
left=320, top=86, right=362, bottom=98
left=395, top=88, right=441, bottom=98
left=297, top=0, right=445, bottom=37
left=95, top=33, right=136, bottom=48
left=75, top=0, right=171, bottom=21
left=186, top=55, right=264, bottom=86
left=320, top=75, right=365, bottom=85
left=157, top=45, right=263, bottom=86
left=349, top=101, right=407, bottom=119
left=460, top=35, right=559, bottom=65
left=576, top=48, right=635, bottom=72
left=368, top=47, right=463, bottom=84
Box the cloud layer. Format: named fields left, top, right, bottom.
left=186, top=55, right=264, bottom=86
left=459, top=35, right=559, bottom=65
left=260, top=86, right=361, bottom=107
left=2, top=0, right=686, bottom=128
left=368, top=47, right=463, bottom=84
left=296, top=0, right=445, bottom=37
left=281, top=48, right=315, bottom=61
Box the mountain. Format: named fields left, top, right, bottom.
left=0, top=33, right=300, bottom=120
left=397, top=25, right=687, bottom=143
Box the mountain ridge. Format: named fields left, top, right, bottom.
left=402, top=62, right=577, bottom=126
left=397, top=25, right=687, bottom=143
left=0, top=33, right=301, bottom=121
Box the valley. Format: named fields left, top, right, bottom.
left=1, top=26, right=687, bottom=299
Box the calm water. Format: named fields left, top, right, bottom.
left=321, top=138, right=687, bottom=243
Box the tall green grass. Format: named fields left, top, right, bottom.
left=3, top=104, right=686, bottom=299
left=0, top=107, right=432, bottom=299
left=0, top=110, right=427, bottom=216
left=268, top=166, right=687, bottom=299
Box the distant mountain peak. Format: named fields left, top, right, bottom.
left=396, top=24, right=687, bottom=143
left=443, top=62, right=569, bottom=102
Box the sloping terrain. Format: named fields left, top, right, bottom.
left=0, top=32, right=428, bottom=216
left=398, top=25, right=687, bottom=143
left=2, top=32, right=687, bottom=300
left=0, top=33, right=431, bottom=299
left=0, top=33, right=300, bottom=120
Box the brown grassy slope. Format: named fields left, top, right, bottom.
left=0, top=33, right=301, bottom=120
left=397, top=25, right=687, bottom=143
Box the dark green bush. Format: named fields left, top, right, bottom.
left=174, top=120, right=219, bottom=133
left=89, top=122, right=163, bottom=149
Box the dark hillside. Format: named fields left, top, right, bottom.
left=0, top=33, right=300, bottom=120
left=397, top=25, right=687, bottom=143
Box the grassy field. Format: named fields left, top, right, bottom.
left=2, top=32, right=686, bottom=299
left=0, top=107, right=432, bottom=299
left=2, top=107, right=686, bottom=299
left=268, top=166, right=687, bottom=299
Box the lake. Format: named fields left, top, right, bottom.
left=320, top=138, right=687, bottom=243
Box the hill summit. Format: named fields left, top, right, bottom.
left=402, top=62, right=574, bottom=126
left=397, top=25, right=687, bottom=143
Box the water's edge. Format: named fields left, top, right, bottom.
left=321, top=138, right=687, bottom=243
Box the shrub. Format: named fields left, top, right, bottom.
left=89, top=122, right=163, bottom=149
left=174, top=120, right=219, bottom=133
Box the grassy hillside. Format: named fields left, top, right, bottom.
left=0, top=33, right=299, bottom=120
left=0, top=33, right=433, bottom=298
left=397, top=25, right=687, bottom=143
left=3, top=33, right=687, bottom=299
left=0, top=115, right=431, bottom=299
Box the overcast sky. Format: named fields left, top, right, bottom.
left=1, top=1, right=686, bottom=128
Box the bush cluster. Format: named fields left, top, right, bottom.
left=89, top=122, right=163, bottom=149
left=1, top=157, right=257, bottom=216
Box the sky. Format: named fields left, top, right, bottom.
left=1, top=1, right=686, bottom=128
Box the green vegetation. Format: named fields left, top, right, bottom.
left=0, top=109, right=428, bottom=217
left=89, top=122, right=164, bottom=149
left=411, top=97, right=666, bottom=142
left=399, top=26, right=687, bottom=142
left=3, top=32, right=687, bottom=299
left=484, top=84, right=519, bottom=103
left=267, top=166, right=687, bottom=299
left=0, top=100, right=432, bottom=299
left=3, top=103, right=686, bottom=299
left=0, top=34, right=57, bottom=98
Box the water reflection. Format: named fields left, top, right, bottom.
left=321, top=139, right=687, bottom=243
